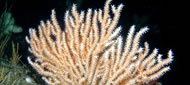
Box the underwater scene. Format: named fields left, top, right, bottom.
left=0, top=0, right=182, bottom=85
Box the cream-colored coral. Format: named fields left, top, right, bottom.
left=25, top=0, right=173, bottom=85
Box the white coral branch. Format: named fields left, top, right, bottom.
left=26, top=0, right=173, bottom=85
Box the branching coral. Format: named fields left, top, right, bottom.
left=26, top=0, right=173, bottom=85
